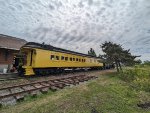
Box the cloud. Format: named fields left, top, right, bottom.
left=0, top=0, right=150, bottom=61
left=78, top=1, right=84, bottom=8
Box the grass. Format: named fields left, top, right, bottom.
left=119, top=65, right=150, bottom=92
left=0, top=71, right=150, bottom=113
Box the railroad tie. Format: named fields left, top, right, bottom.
left=0, top=75, right=98, bottom=106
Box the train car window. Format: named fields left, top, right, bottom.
left=84, top=59, right=86, bottom=62
left=73, top=58, right=75, bottom=61
left=61, top=56, right=64, bottom=60
left=82, top=59, right=84, bottom=62
left=76, top=58, right=78, bottom=61
left=70, top=57, right=72, bottom=61
left=56, top=56, right=59, bottom=60
left=65, top=57, right=68, bottom=61
left=51, top=55, right=55, bottom=60
left=79, top=59, right=81, bottom=62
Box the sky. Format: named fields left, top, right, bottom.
left=0, top=0, right=150, bottom=61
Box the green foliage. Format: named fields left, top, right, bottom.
left=133, top=78, right=150, bottom=92
left=100, top=41, right=140, bottom=72
left=134, top=59, right=142, bottom=65
left=88, top=48, right=97, bottom=57
left=143, top=60, right=150, bottom=66
left=119, top=66, right=150, bottom=92
left=119, top=69, right=135, bottom=82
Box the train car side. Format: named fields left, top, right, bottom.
left=19, top=43, right=103, bottom=76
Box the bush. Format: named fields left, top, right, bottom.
left=143, top=60, right=150, bottom=66
left=118, top=69, right=135, bottom=82
left=118, top=66, right=150, bottom=92
left=133, top=78, right=150, bottom=92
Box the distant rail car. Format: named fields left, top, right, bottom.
left=17, top=42, right=104, bottom=76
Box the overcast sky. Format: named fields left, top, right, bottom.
left=0, top=0, right=150, bottom=61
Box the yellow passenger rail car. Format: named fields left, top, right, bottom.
left=18, top=42, right=103, bottom=76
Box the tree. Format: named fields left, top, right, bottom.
left=144, top=60, right=150, bottom=65
left=88, top=48, right=97, bottom=57
left=100, top=41, right=139, bottom=72
left=134, top=59, right=142, bottom=65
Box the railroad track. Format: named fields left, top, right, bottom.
left=0, top=74, right=97, bottom=106
left=0, top=73, right=21, bottom=81
left=0, top=77, right=24, bottom=81
left=0, top=69, right=101, bottom=81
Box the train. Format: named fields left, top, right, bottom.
left=14, top=42, right=112, bottom=76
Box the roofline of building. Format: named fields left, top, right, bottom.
left=0, top=46, right=19, bottom=51
left=0, top=34, right=27, bottom=42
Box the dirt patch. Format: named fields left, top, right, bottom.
left=137, top=102, right=150, bottom=109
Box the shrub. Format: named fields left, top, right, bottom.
left=118, top=66, right=150, bottom=92
left=133, top=78, right=150, bottom=92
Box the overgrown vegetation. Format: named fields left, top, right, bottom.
left=143, top=61, right=150, bottom=66
left=118, top=65, right=150, bottom=92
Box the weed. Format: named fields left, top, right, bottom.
left=118, top=66, right=150, bottom=92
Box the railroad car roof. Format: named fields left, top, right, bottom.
left=23, top=42, right=99, bottom=58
